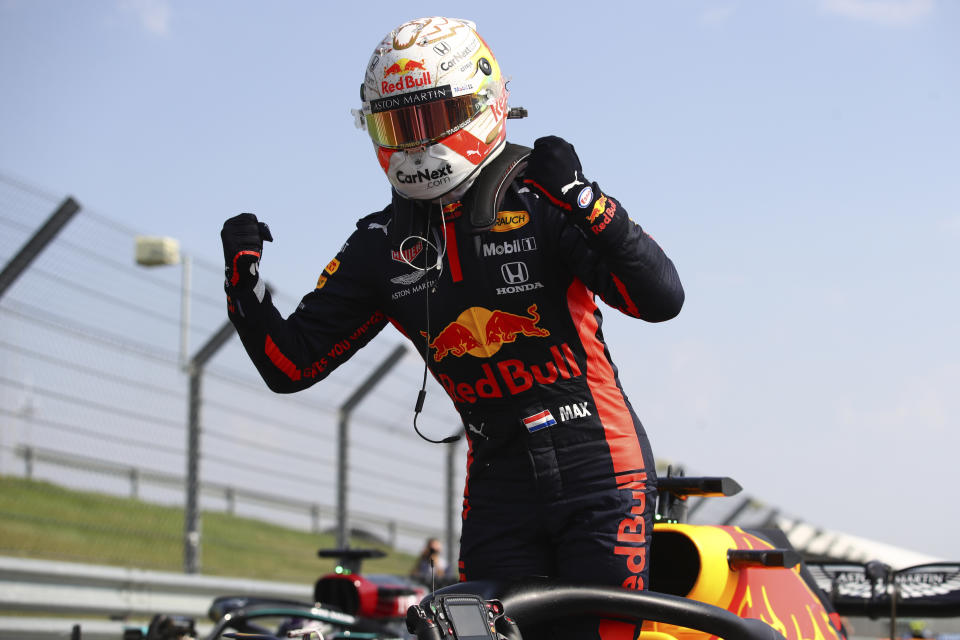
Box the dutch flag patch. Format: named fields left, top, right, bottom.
left=522, top=410, right=557, bottom=433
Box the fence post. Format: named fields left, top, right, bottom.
left=0, top=197, right=80, bottom=300
left=336, top=344, right=407, bottom=549
left=445, top=437, right=458, bottom=575
left=24, top=446, right=34, bottom=479
left=185, top=367, right=203, bottom=573
left=184, top=320, right=236, bottom=574
left=129, top=467, right=140, bottom=499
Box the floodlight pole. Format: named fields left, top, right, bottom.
left=336, top=343, right=408, bottom=550
left=179, top=255, right=191, bottom=367
left=133, top=236, right=191, bottom=368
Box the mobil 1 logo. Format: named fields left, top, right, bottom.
left=482, top=236, right=536, bottom=258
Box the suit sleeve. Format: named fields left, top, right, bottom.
left=555, top=184, right=684, bottom=322
left=226, top=224, right=387, bottom=393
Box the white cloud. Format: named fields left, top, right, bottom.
left=835, top=363, right=957, bottom=436
left=700, top=3, right=739, bottom=26
left=820, top=0, right=934, bottom=27
left=118, top=0, right=171, bottom=36
left=941, top=214, right=960, bottom=235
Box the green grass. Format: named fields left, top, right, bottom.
left=0, top=475, right=416, bottom=582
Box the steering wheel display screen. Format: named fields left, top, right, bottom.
left=446, top=601, right=493, bottom=639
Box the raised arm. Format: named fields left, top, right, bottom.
left=523, top=136, right=684, bottom=321
left=221, top=213, right=387, bottom=393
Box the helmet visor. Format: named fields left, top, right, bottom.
left=366, top=94, right=485, bottom=149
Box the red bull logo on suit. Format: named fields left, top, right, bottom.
left=419, top=305, right=582, bottom=404
left=420, top=304, right=549, bottom=362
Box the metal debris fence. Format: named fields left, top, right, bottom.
left=0, top=173, right=465, bottom=576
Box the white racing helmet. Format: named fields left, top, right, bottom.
left=354, top=17, right=509, bottom=200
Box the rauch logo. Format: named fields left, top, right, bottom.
left=490, top=211, right=529, bottom=232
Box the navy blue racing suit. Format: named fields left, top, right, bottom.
left=225, top=167, right=683, bottom=639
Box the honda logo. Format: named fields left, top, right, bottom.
left=501, top=261, right=529, bottom=285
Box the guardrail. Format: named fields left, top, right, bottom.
left=14, top=444, right=441, bottom=548
left=2, top=556, right=957, bottom=640
left=0, top=555, right=311, bottom=617
left=0, top=555, right=312, bottom=639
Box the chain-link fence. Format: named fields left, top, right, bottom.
left=0, top=173, right=465, bottom=578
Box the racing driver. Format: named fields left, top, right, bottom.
left=221, top=16, right=684, bottom=640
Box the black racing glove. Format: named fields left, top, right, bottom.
left=522, top=135, right=598, bottom=212
left=523, top=135, right=631, bottom=243
left=221, top=212, right=273, bottom=291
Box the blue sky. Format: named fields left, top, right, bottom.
left=1, top=1, right=958, bottom=559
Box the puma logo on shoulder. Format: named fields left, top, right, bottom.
left=368, top=220, right=391, bottom=235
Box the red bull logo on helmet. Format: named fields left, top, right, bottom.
left=383, top=58, right=429, bottom=77
left=382, top=59, right=433, bottom=94
left=420, top=304, right=549, bottom=362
